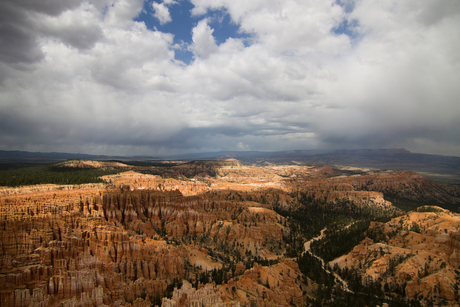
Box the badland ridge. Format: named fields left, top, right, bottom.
left=1, top=157, right=460, bottom=306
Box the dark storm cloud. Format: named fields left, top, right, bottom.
left=10, top=0, right=82, bottom=16
left=0, top=0, right=83, bottom=64
left=39, top=17, right=103, bottom=51
left=0, top=3, right=43, bottom=64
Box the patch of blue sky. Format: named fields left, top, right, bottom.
left=206, top=9, right=252, bottom=46
left=332, top=0, right=360, bottom=42
left=335, top=0, right=355, bottom=14
left=135, top=0, right=195, bottom=63
left=332, top=18, right=360, bottom=40
left=135, top=1, right=251, bottom=64
left=135, top=1, right=193, bottom=44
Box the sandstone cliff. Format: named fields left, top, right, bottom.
left=0, top=181, right=291, bottom=306
left=330, top=210, right=460, bottom=306
left=2, top=162, right=460, bottom=306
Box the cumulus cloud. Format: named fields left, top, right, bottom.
left=311, top=0, right=460, bottom=149
left=0, top=0, right=81, bottom=64
left=34, top=3, right=103, bottom=50
left=189, top=19, right=218, bottom=58
left=0, top=0, right=459, bottom=156
left=152, top=1, right=172, bottom=25
left=104, top=0, right=144, bottom=28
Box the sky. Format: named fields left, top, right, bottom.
left=0, top=0, right=459, bottom=157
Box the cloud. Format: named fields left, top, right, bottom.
left=104, top=0, right=144, bottom=29
left=0, top=0, right=103, bottom=63
left=189, top=19, right=218, bottom=58
left=152, top=1, right=172, bottom=25
left=11, top=0, right=82, bottom=16
left=309, top=0, right=460, bottom=148
left=0, top=0, right=81, bottom=64
left=34, top=2, right=103, bottom=50
left=0, top=0, right=459, bottom=156
left=88, top=22, right=175, bottom=90
left=190, top=0, right=349, bottom=54
left=237, top=142, right=249, bottom=149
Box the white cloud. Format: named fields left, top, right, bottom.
left=163, top=0, right=178, bottom=6
left=190, top=0, right=349, bottom=55
left=189, top=19, right=218, bottom=58
left=152, top=2, right=172, bottom=25
left=311, top=0, right=460, bottom=146
left=236, top=142, right=249, bottom=149
left=0, top=0, right=460, bottom=156
left=33, top=2, right=103, bottom=50
left=104, top=0, right=144, bottom=28
left=88, top=21, right=175, bottom=90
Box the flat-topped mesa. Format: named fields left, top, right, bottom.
left=281, top=169, right=460, bottom=214
left=300, top=190, right=394, bottom=214
left=100, top=171, right=210, bottom=196
left=328, top=170, right=460, bottom=205
left=207, top=187, right=395, bottom=216
left=0, top=183, right=105, bottom=196
left=56, top=159, right=131, bottom=169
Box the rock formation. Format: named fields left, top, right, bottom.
left=330, top=210, right=460, bottom=305
left=162, top=280, right=239, bottom=307
left=0, top=176, right=290, bottom=306
left=1, top=162, right=460, bottom=306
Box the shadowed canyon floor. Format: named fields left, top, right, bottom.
left=1, top=161, right=459, bottom=306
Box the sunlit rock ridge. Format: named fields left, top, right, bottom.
left=1, top=160, right=459, bottom=306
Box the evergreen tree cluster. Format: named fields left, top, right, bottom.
left=0, top=163, right=122, bottom=186
left=310, top=220, right=371, bottom=262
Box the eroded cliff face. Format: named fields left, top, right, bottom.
left=330, top=209, right=460, bottom=305
left=0, top=187, right=188, bottom=307
left=63, top=162, right=460, bottom=213
left=162, top=259, right=304, bottom=307
left=1, top=162, right=460, bottom=307
left=99, top=171, right=210, bottom=197
left=161, top=280, right=237, bottom=307
left=0, top=179, right=294, bottom=306
left=99, top=168, right=399, bottom=216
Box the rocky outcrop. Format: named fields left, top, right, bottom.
left=2, top=162, right=460, bottom=306
left=0, top=181, right=289, bottom=306
left=162, top=280, right=239, bottom=307
left=56, top=160, right=131, bottom=170
left=100, top=171, right=210, bottom=196
left=0, top=188, right=191, bottom=307
left=330, top=210, right=460, bottom=305
left=334, top=170, right=460, bottom=206
left=220, top=260, right=304, bottom=307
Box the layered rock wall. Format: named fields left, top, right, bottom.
left=0, top=188, right=195, bottom=307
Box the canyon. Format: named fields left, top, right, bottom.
left=330, top=208, right=460, bottom=305
left=1, top=160, right=459, bottom=306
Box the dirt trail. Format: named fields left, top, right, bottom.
left=303, top=228, right=327, bottom=255
left=304, top=227, right=353, bottom=293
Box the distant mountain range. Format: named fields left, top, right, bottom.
left=1, top=148, right=460, bottom=184
left=172, top=148, right=460, bottom=184
left=0, top=150, right=158, bottom=163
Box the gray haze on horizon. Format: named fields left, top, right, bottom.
left=0, top=0, right=459, bottom=157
